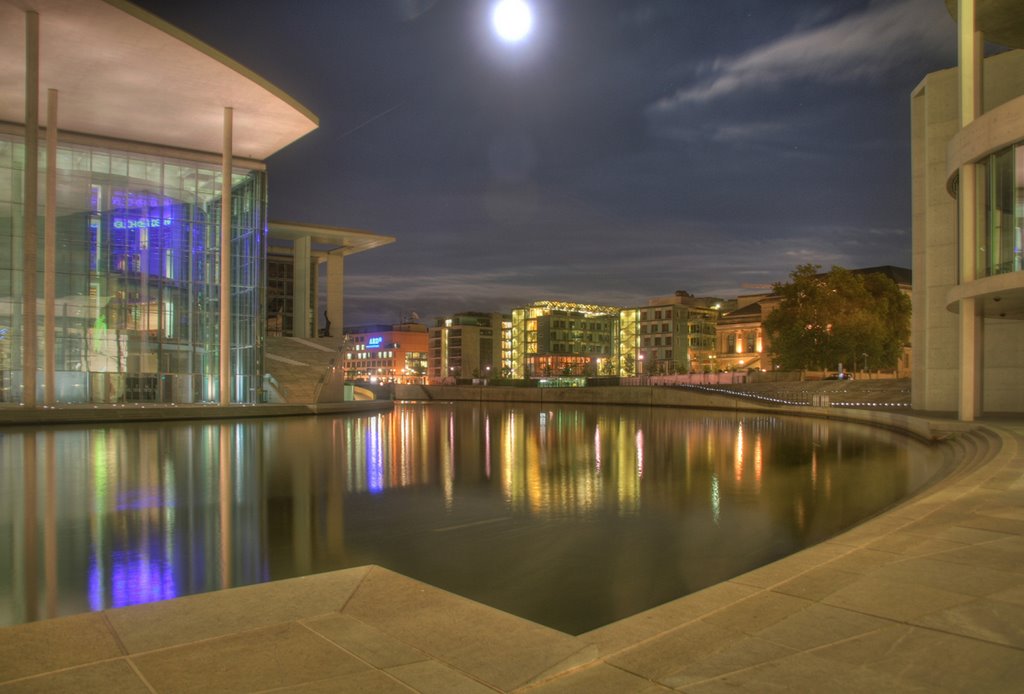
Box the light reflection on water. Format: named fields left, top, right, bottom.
left=0, top=402, right=949, bottom=633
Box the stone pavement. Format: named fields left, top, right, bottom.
left=1, top=414, right=1022, bottom=692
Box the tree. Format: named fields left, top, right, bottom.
left=763, top=265, right=911, bottom=372
left=622, top=354, right=635, bottom=376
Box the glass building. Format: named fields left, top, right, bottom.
left=0, top=0, right=329, bottom=405
left=0, top=137, right=266, bottom=403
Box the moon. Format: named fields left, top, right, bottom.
left=491, top=0, right=533, bottom=43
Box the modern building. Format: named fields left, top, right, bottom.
left=634, top=291, right=719, bottom=375
left=342, top=323, right=428, bottom=383
left=428, top=312, right=506, bottom=382
left=912, top=0, right=1024, bottom=417
left=0, top=1, right=389, bottom=406
left=509, top=300, right=620, bottom=378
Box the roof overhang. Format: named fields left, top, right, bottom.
left=0, top=0, right=318, bottom=159
left=269, top=221, right=396, bottom=257
left=945, top=0, right=1024, bottom=49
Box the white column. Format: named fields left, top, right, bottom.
left=219, top=107, right=233, bottom=405
left=44, top=89, right=57, bottom=406
left=292, top=236, right=311, bottom=338
left=957, top=0, right=983, bottom=421
left=23, top=11, right=39, bottom=408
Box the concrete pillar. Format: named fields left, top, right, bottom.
left=23, top=11, right=39, bottom=408
left=292, top=236, right=311, bottom=338
left=44, top=89, right=57, bottom=406
left=957, top=0, right=983, bottom=421
left=219, top=107, right=233, bottom=405
left=325, top=251, right=344, bottom=338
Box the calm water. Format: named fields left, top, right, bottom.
left=0, top=402, right=949, bottom=633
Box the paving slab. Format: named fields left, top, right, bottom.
left=340, top=566, right=597, bottom=691
left=0, top=612, right=123, bottom=684
left=130, top=622, right=371, bottom=694
left=303, top=613, right=430, bottom=669
left=384, top=660, right=499, bottom=694
left=105, top=566, right=370, bottom=654
left=0, top=659, right=149, bottom=694
left=812, top=623, right=1024, bottom=692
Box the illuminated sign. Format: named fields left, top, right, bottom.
left=113, top=217, right=171, bottom=230
left=367, top=336, right=384, bottom=348
left=0, top=327, right=7, bottom=340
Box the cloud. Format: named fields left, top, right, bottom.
left=650, top=0, right=953, bottom=111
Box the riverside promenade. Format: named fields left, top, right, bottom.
left=1, top=390, right=1022, bottom=692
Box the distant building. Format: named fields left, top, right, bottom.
left=506, top=295, right=721, bottom=379
left=342, top=323, right=428, bottom=383
left=428, top=312, right=507, bottom=381
left=267, top=224, right=392, bottom=339
left=912, top=1, right=1024, bottom=417
left=509, top=301, right=620, bottom=378
left=716, top=266, right=912, bottom=375
left=716, top=296, right=772, bottom=372
left=634, top=291, right=719, bottom=375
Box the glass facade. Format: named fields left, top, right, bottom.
left=976, top=142, right=1024, bottom=278
left=0, top=134, right=267, bottom=404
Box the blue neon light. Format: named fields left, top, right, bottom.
left=92, top=188, right=201, bottom=281
left=367, top=336, right=384, bottom=348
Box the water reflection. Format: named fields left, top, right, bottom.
left=0, top=403, right=949, bottom=633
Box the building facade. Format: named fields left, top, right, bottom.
left=912, top=0, right=1024, bottom=417
left=635, top=292, right=719, bottom=375
left=509, top=300, right=620, bottom=378
left=428, top=312, right=506, bottom=381
left=0, top=1, right=390, bottom=406
left=343, top=323, right=428, bottom=383
left=716, top=297, right=771, bottom=372
left=266, top=222, right=393, bottom=340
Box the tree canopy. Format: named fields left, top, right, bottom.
left=762, top=265, right=911, bottom=372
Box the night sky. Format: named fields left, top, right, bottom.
left=133, top=0, right=959, bottom=325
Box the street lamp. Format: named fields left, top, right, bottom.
left=638, top=353, right=644, bottom=376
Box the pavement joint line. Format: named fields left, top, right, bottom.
left=102, top=611, right=130, bottom=656
left=903, top=608, right=1024, bottom=652
left=0, top=655, right=129, bottom=688
left=126, top=656, right=159, bottom=694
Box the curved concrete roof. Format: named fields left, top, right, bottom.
left=945, top=0, right=1024, bottom=49
left=269, top=221, right=396, bottom=257
left=0, top=0, right=318, bottom=159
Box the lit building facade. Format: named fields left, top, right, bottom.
left=635, top=292, right=719, bottom=375
left=0, top=0, right=318, bottom=405
left=428, top=312, right=506, bottom=381
left=343, top=323, right=428, bottom=383
left=509, top=300, right=620, bottom=378
left=716, top=298, right=771, bottom=372
left=0, top=1, right=390, bottom=406
left=912, top=0, right=1024, bottom=417
left=0, top=138, right=269, bottom=403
